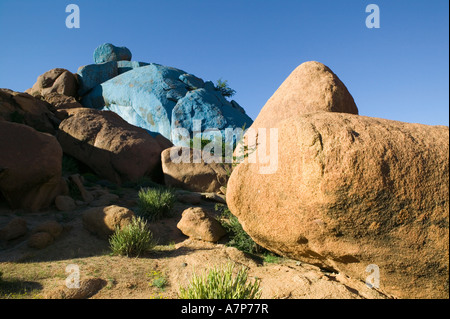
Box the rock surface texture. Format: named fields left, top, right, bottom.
left=177, top=207, right=226, bottom=242
left=0, top=89, right=57, bottom=134
left=161, top=146, right=230, bottom=193
left=249, top=61, right=358, bottom=131
left=227, top=112, right=449, bottom=299
left=57, top=108, right=172, bottom=184
left=0, top=121, right=63, bottom=211
left=28, top=68, right=78, bottom=98
left=82, top=205, right=135, bottom=239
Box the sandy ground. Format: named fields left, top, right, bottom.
left=0, top=185, right=390, bottom=299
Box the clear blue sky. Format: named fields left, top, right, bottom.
left=0, top=0, right=448, bottom=126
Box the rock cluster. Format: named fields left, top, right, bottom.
left=76, top=43, right=253, bottom=144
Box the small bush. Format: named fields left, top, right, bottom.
left=215, top=79, right=236, bottom=98
left=179, top=263, right=261, bottom=299
left=216, top=204, right=265, bottom=255
left=148, top=270, right=168, bottom=290
left=137, top=187, right=176, bottom=222
left=109, top=217, right=157, bottom=257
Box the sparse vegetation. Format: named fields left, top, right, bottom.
left=215, top=78, right=236, bottom=98
left=148, top=270, right=168, bottom=290
left=263, top=253, right=282, bottom=264
left=178, top=263, right=261, bottom=299
left=109, top=217, right=157, bottom=257
left=137, top=187, right=176, bottom=222
left=216, top=204, right=265, bottom=255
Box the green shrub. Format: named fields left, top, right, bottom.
left=148, top=270, right=168, bottom=290
left=216, top=204, right=265, bottom=255
left=109, top=217, right=157, bottom=257
left=179, top=263, right=261, bottom=299
left=215, top=79, right=236, bottom=98
left=137, top=187, right=176, bottom=222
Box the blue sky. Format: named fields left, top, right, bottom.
left=0, top=0, right=448, bottom=126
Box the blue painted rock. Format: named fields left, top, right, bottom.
left=77, top=61, right=118, bottom=96
left=80, top=63, right=253, bottom=145
left=117, top=61, right=150, bottom=75
left=93, top=43, right=132, bottom=64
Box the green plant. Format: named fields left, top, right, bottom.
left=109, top=217, right=157, bottom=257
left=216, top=204, right=265, bottom=255
left=263, top=253, right=281, bottom=264
left=137, top=187, right=176, bottom=222
left=179, top=263, right=261, bottom=299
left=148, top=270, right=168, bottom=290
left=216, top=78, right=236, bottom=98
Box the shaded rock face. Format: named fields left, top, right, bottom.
left=0, top=218, right=27, bottom=241
left=80, top=63, right=253, bottom=145
left=29, top=68, right=78, bottom=98
left=226, top=112, right=449, bottom=299
left=0, top=121, right=63, bottom=211
left=57, top=108, right=172, bottom=185
left=0, top=89, right=57, bottom=134
left=250, top=61, right=358, bottom=131
left=161, top=146, right=230, bottom=193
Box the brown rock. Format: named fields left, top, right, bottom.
left=0, top=218, right=27, bottom=241
left=45, top=278, right=106, bottom=299
left=55, top=195, right=76, bottom=211
left=0, top=121, right=63, bottom=211
left=161, top=146, right=230, bottom=193
left=32, top=221, right=63, bottom=239
left=0, top=88, right=57, bottom=134
left=89, top=193, right=119, bottom=207
left=43, top=93, right=83, bottom=110
left=226, top=112, right=449, bottom=299
left=29, top=68, right=78, bottom=97
left=249, top=61, right=358, bottom=132
left=177, top=207, right=226, bottom=242
left=57, top=108, right=172, bottom=185
left=201, top=192, right=227, bottom=204
left=175, top=191, right=202, bottom=204
left=82, top=205, right=135, bottom=239
left=69, top=174, right=94, bottom=203
left=28, top=232, right=54, bottom=249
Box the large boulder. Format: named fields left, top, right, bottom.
left=93, top=43, right=132, bottom=64
left=249, top=61, right=358, bottom=131
left=29, top=68, right=78, bottom=98
left=0, top=89, right=57, bottom=134
left=0, top=121, right=64, bottom=211
left=226, top=112, right=449, bottom=299
left=57, top=108, right=172, bottom=184
left=80, top=63, right=253, bottom=145
left=161, top=146, right=230, bottom=193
